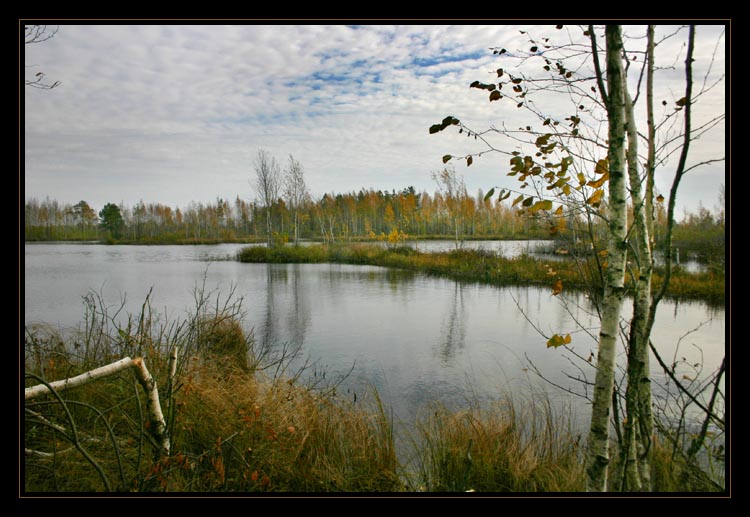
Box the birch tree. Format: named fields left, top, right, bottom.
left=429, top=24, right=725, bottom=491
left=432, top=166, right=468, bottom=248
left=253, top=149, right=281, bottom=246
left=283, top=154, right=310, bottom=246
left=585, top=25, right=628, bottom=492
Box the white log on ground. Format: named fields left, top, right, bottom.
left=25, top=357, right=135, bottom=400
left=131, top=357, right=170, bottom=456
left=25, top=355, right=170, bottom=456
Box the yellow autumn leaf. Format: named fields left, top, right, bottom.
left=547, top=334, right=571, bottom=348
left=587, top=189, right=604, bottom=206
left=552, top=279, right=563, bottom=296
left=587, top=172, right=610, bottom=189
left=595, top=158, right=608, bottom=175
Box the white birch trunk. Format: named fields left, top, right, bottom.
left=624, top=83, right=654, bottom=492
left=131, top=357, right=170, bottom=456
left=25, top=357, right=135, bottom=400
left=586, top=25, right=629, bottom=493
left=25, top=356, right=170, bottom=457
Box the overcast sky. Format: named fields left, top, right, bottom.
left=24, top=24, right=726, bottom=215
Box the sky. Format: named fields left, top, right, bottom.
left=24, top=23, right=726, bottom=215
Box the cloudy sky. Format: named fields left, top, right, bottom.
left=24, top=24, right=726, bottom=214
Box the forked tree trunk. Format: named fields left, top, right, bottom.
left=586, top=25, right=629, bottom=492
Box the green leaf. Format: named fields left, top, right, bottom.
left=512, top=194, right=524, bottom=206
left=561, top=156, right=573, bottom=174
left=484, top=188, right=495, bottom=201
left=498, top=190, right=511, bottom=202
left=535, top=134, right=552, bottom=147
left=442, top=155, right=452, bottom=164
left=522, top=196, right=534, bottom=207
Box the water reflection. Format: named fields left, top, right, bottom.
left=438, top=283, right=466, bottom=364
left=25, top=243, right=724, bottom=432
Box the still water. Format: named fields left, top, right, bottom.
left=24, top=242, right=723, bottom=427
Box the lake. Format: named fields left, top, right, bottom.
left=24, top=242, right=724, bottom=430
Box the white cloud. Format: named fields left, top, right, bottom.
left=24, top=24, right=725, bottom=213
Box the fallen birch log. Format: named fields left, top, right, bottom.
left=25, top=356, right=170, bottom=456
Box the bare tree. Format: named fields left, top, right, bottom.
left=25, top=24, right=60, bottom=90
left=283, top=155, right=310, bottom=246
left=253, top=149, right=281, bottom=246
left=432, top=166, right=467, bottom=248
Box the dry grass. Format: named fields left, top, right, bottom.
left=409, top=396, right=585, bottom=492
left=23, top=288, right=723, bottom=493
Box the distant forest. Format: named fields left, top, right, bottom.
left=24, top=186, right=724, bottom=256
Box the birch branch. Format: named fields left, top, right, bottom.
left=25, top=357, right=135, bottom=400
left=25, top=355, right=171, bottom=456
left=26, top=447, right=75, bottom=459
left=131, top=357, right=170, bottom=456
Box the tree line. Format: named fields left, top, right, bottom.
left=24, top=183, right=723, bottom=254
left=24, top=173, right=559, bottom=244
